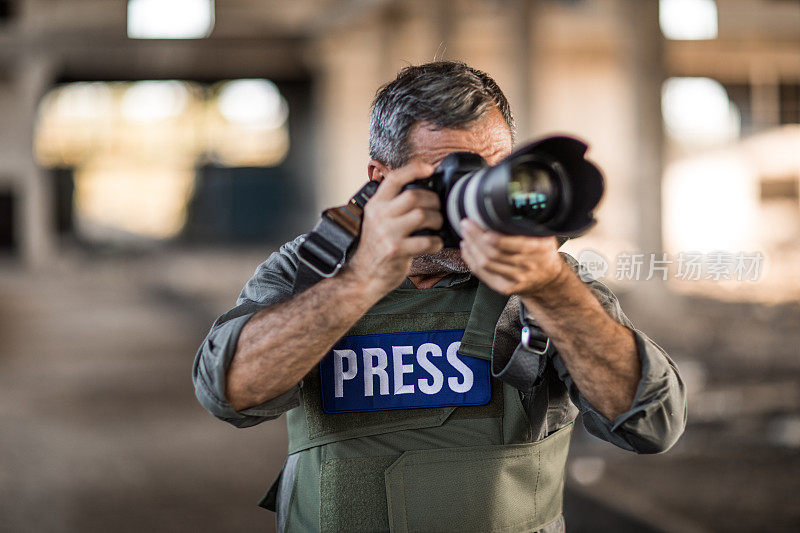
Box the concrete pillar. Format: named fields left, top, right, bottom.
left=749, top=65, right=780, bottom=132
left=624, top=0, right=664, bottom=257
left=312, top=24, right=383, bottom=209
left=16, top=54, right=56, bottom=268
left=510, top=0, right=534, bottom=140
left=621, top=0, right=678, bottom=309
left=378, top=4, right=400, bottom=83
left=432, top=0, right=454, bottom=60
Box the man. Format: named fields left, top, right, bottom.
left=193, top=61, right=686, bottom=532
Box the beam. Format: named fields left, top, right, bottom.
left=0, top=32, right=309, bottom=81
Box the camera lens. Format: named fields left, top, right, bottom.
left=440, top=136, right=603, bottom=242
left=446, top=156, right=569, bottom=238
left=508, top=161, right=561, bottom=223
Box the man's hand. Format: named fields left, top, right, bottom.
left=226, top=160, right=444, bottom=411
left=458, top=219, right=568, bottom=297
left=347, top=160, right=444, bottom=297
left=459, top=218, right=640, bottom=421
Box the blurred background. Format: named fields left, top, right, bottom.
left=0, top=0, right=798, bottom=531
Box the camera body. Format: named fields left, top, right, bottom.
left=403, top=151, right=486, bottom=247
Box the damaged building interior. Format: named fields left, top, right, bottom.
left=0, top=0, right=798, bottom=531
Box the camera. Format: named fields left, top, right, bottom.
left=294, top=136, right=604, bottom=283
left=400, top=135, right=604, bottom=247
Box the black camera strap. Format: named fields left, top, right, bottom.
left=293, top=181, right=378, bottom=294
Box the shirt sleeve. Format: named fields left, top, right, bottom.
left=549, top=254, right=688, bottom=453
left=192, top=235, right=305, bottom=428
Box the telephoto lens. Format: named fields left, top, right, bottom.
left=405, top=136, right=604, bottom=247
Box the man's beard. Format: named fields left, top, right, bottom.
left=409, top=248, right=470, bottom=277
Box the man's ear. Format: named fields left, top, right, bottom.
left=367, top=159, right=390, bottom=183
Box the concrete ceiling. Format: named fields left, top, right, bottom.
left=0, top=0, right=394, bottom=80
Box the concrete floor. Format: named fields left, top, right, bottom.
left=0, top=248, right=287, bottom=533
left=1, top=246, right=798, bottom=532
left=567, top=288, right=800, bottom=532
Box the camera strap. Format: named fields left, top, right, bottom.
left=293, top=181, right=379, bottom=294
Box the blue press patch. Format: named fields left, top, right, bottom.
left=319, top=329, right=491, bottom=414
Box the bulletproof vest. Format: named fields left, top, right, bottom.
left=263, top=278, right=572, bottom=532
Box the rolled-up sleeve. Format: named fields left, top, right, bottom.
left=549, top=257, right=688, bottom=453
left=552, top=327, right=687, bottom=454
left=192, top=236, right=305, bottom=428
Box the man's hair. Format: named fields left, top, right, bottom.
left=369, top=61, right=515, bottom=169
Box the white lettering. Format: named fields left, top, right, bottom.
left=333, top=349, right=358, bottom=398
left=363, top=348, right=389, bottom=397
left=417, top=342, right=443, bottom=394
left=446, top=342, right=473, bottom=393
left=392, top=346, right=415, bottom=395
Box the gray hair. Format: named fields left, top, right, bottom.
left=369, top=61, right=515, bottom=169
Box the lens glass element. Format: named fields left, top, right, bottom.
left=508, top=162, right=559, bottom=221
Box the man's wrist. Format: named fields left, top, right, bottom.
left=518, top=260, right=576, bottom=310
left=337, top=266, right=390, bottom=308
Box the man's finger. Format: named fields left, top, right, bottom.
left=384, top=189, right=440, bottom=216
left=391, top=208, right=443, bottom=236
left=460, top=238, right=519, bottom=276
left=460, top=242, right=515, bottom=292
left=460, top=222, right=524, bottom=267
left=371, top=160, right=435, bottom=201
left=399, top=235, right=443, bottom=256
left=462, top=235, right=521, bottom=267
left=461, top=219, right=555, bottom=254
left=479, top=256, right=523, bottom=279
left=492, top=234, right=556, bottom=254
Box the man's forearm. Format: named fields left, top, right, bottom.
left=225, top=161, right=445, bottom=412
left=521, top=267, right=640, bottom=421
left=226, top=269, right=383, bottom=411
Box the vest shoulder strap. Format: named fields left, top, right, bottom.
left=459, top=281, right=509, bottom=360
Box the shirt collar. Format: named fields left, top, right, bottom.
left=399, top=272, right=474, bottom=289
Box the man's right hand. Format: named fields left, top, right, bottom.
left=346, top=160, right=444, bottom=296
left=225, top=160, right=444, bottom=410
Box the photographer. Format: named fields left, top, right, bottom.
left=193, top=61, right=686, bottom=532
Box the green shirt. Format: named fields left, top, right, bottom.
left=193, top=234, right=685, bottom=454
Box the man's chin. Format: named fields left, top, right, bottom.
left=409, top=248, right=470, bottom=277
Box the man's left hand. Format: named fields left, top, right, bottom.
left=459, top=219, right=568, bottom=297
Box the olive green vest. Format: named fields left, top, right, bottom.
left=266, top=279, right=572, bottom=532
